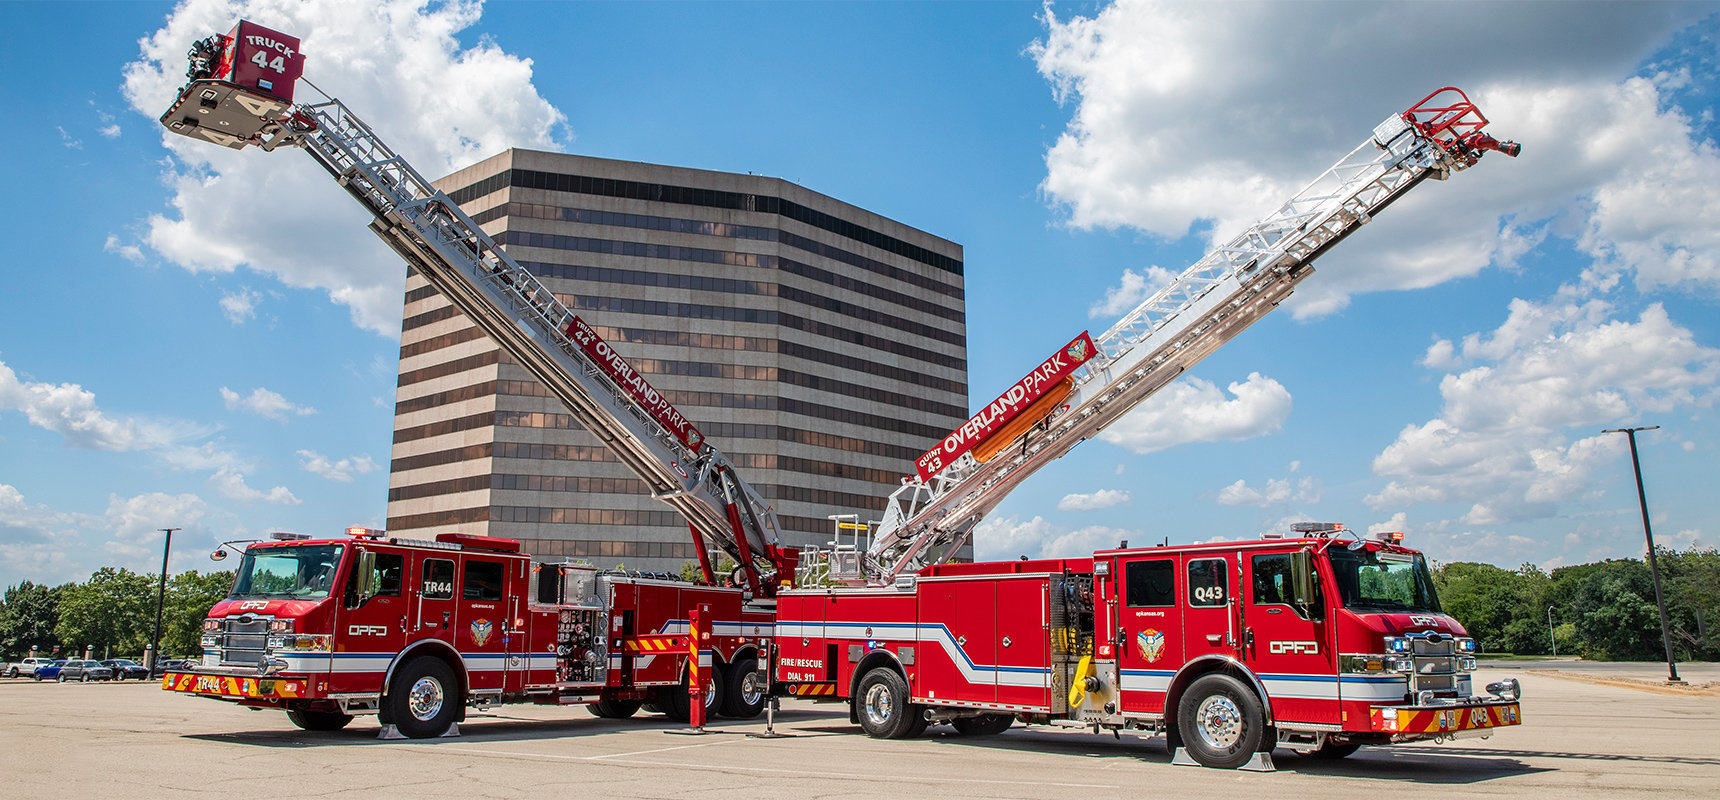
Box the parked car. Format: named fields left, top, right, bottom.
left=5, top=657, right=58, bottom=678
left=32, top=660, right=68, bottom=681
left=101, top=659, right=151, bottom=680
left=57, top=659, right=114, bottom=682
left=150, top=658, right=193, bottom=679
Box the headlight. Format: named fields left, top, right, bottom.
left=200, top=635, right=220, bottom=648
left=202, top=619, right=220, bottom=632
left=1458, top=656, right=1478, bottom=671
left=1387, top=657, right=1415, bottom=673
left=1457, top=637, right=1477, bottom=653
left=1385, top=636, right=1411, bottom=654
left=267, top=619, right=294, bottom=632
left=267, top=634, right=330, bottom=651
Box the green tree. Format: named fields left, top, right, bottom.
left=1432, top=562, right=1549, bottom=654
left=1548, top=559, right=1663, bottom=661
left=162, top=570, right=234, bottom=658
left=0, top=581, right=69, bottom=659
left=55, top=567, right=154, bottom=658
left=1658, top=547, right=1719, bottom=661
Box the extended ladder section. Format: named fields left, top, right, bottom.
left=162, top=73, right=790, bottom=595
left=860, top=88, right=1517, bottom=584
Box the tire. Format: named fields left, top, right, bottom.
left=662, top=666, right=723, bottom=723
left=5, top=668, right=15, bottom=678
left=384, top=656, right=460, bottom=739
left=57, top=674, right=66, bottom=683
left=1175, top=674, right=1266, bottom=769
left=286, top=708, right=355, bottom=731
left=854, top=668, right=926, bottom=740
left=81, top=673, right=90, bottom=683
left=950, top=713, right=1014, bottom=736
left=719, top=657, right=766, bottom=719
left=586, top=697, right=643, bottom=719
left=1297, top=740, right=1361, bottom=760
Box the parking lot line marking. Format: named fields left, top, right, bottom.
left=433, top=746, right=1119, bottom=788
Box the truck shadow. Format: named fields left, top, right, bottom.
left=885, top=726, right=1556, bottom=784
left=182, top=707, right=846, bottom=748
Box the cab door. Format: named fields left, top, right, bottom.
left=413, top=555, right=457, bottom=646
left=1244, top=551, right=1339, bottom=726
left=1182, top=555, right=1237, bottom=666
left=458, top=556, right=510, bottom=693
left=1115, top=555, right=1180, bottom=714
left=336, top=547, right=409, bottom=684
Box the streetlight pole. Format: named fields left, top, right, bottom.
left=1601, top=426, right=1681, bottom=683
left=148, top=527, right=180, bottom=671
left=1546, top=605, right=1557, bottom=657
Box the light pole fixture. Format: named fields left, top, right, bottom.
left=148, top=527, right=181, bottom=671
left=1546, top=605, right=1557, bottom=657
left=1601, top=426, right=1681, bottom=683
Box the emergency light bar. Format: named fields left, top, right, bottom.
left=346, top=526, right=385, bottom=539
left=269, top=531, right=312, bottom=541
left=1368, top=531, right=1406, bottom=544
left=1290, top=522, right=1345, bottom=535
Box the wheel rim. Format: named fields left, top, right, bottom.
left=862, top=682, right=896, bottom=726
left=1192, top=694, right=1243, bottom=750
left=407, top=676, right=445, bottom=721
left=739, top=670, right=764, bottom=707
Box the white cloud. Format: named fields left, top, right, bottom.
left=1368, top=298, right=1719, bottom=524
left=103, top=235, right=145, bottom=263
left=220, top=386, right=315, bottom=420
left=1089, top=266, right=1174, bottom=318
left=102, top=491, right=210, bottom=562
left=57, top=127, right=82, bottom=149
left=0, top=359, right=186, bottom=451
left=1098, top=372, right=1291, bottom=455
left=973, top=515, right=1138, bottom=561
left=122, top=0, right=570, bottom=335
left=0, top=484, right=93, bottom=581
left=1030, top=2, right=1720, bottom=318
left=1215, top=475, right=1320, bottom=508
left=297, top=449, right=378, bottom=483
left=210, top=466, right=300, bottom=505
left=219, top=288, right=261, bottom=324
left=100, top=124, right=122, bottom=139
left=1057, top=488, right=1131, bottom=512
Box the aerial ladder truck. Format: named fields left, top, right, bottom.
left=156, top=20, right=789, bottom=737
left=772, top=88, right=1526, bottom=768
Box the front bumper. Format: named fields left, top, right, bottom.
left=162, top=670, right=309, bottom=701
left=1370, top=700, right=1521, bottom=738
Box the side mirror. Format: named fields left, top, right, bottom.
left=1289, top=548, right=1316, bottom=607
left=350, top=550, right=377, bottom=608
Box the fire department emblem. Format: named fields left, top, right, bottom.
left=470, top=618, right=494, bottom=647
left=1066, top=338, right=1089, bottom=362
left=1136, top=628, right=1166, bottom=663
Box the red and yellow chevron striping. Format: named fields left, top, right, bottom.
left=786, top=683, right=837, bottom=696
left=1371, top=702, right=1521, bottom=734
left=623, top=636, right=685, bottom=652
left=162, top=671, right=306, bottom=700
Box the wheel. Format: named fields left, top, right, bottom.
left=57, top=673, right=66, bottom=683
left=383, top=656, right=460, bottom=738
left=286, top=708, right=355, bottom=731
left=586, top=697, right=643, bottom=719
left=719, top=657, right=766, bottom=719
left=81, top=673, right=90, bottom=682
left=1175, top=673, right=1265, bottom=769
left=854, top=668, right=926, bottom=739
left=661, top=666, right=723, bottom=723
left=4, top=668, right=15, bottom=678
left=950, top=713, right=1014, bottom=736
left=1297, top=739, right=1361, bottom=760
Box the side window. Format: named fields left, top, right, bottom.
left=1188, top=558, right=1228, bottom=607
left=374, top=553, right=404, bottom=597
left=534, top=563, right=562, bottom=604
left=1252, top=553, right=1296, bottom=605
left=464, top=559, right=504, bottom=601
left=422, top=558, right=455, bottom=599
left=1124, top=559, right=1176, bottom=607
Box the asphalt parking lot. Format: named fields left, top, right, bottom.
left=3, top=667, right=1715, bottom=799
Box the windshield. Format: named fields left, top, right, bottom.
left=1326, top=545, right=1442, bottom=613
left=230, top=544, right=343, bottom=599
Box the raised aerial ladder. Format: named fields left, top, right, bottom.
left=855, top=88, right=1518, bottom=584
left=158, top=22, right=793, bottom=597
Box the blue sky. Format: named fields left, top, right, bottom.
left=2, top=0, right=1717, bottom=588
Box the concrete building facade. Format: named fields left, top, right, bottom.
left=386, top=150, right=967, bottom=572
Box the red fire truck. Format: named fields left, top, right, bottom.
left=155, top=22, right=795, bottom=737
left=773, top=87, right=1522, bottom=769
left=776, top=524, right=1522, bottom=769
left=165, top=528, right=769, bottom=737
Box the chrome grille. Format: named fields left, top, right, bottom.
left=214, top=615, right=271, bottom=666
left=1409, top=634, right=1458, bottom=696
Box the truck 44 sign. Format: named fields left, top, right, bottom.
left=915, top=331, right=1096, bottom=481
left=565, top=315, right=705, bottom=451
